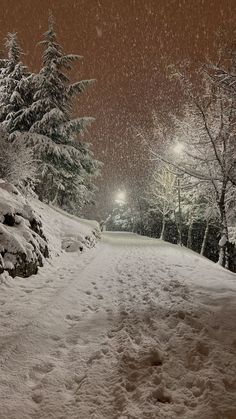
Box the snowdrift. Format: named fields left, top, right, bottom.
left=0, top=180, right=100, bottom=278
left=32, top=199, right=101, bottom=256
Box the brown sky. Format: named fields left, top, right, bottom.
left=0, top=0, right=236, bottom=218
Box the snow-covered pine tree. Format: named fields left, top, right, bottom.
left=0, top=48, right=6, bottom=72
left=0, top=128, right=37, bottom=187
left=18, top=16, right=99, bottom=211
left=0, top=33, right=33, bottom=133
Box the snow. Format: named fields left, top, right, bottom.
left=0, top=231, right=235, bottom=419
left=229, top=226, right=236, bottom=245
left=32, top=199, right=101, bottom=256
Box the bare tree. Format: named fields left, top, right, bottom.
left=148, top=68, right=236, bottom=268
left=147, top=167, right=177, bottom=240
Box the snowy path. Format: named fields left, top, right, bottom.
left=0, top=232, right=236, bottom=419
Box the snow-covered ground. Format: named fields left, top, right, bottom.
left=0, top=231, right=236, bottom=419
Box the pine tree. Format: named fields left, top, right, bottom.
left=0, top=33, right=32, bottom=133
left=15, top=16, right=99, bottom=211
left=0, top=128, right=37, bottom=187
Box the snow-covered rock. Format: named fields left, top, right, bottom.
left=0, top=180, right=49, bottom=277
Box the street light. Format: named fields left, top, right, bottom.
left=115, top=190, right=126, bottom=206
left=101, top=190, right=126, bottom=232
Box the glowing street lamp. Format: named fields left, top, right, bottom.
left=101, top=190, right=126, bottom=232
left=115, top=190, right=126, bottom=205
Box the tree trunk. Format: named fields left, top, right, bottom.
left=160, top=215, right=166, bottom=240
left=177, top=178, right=183, bottom=246
left=51, top=187, right=59, bottom=206
left=200, top=220, right=209, bottom=256
left=174, top=210, right=182, bottom=245
left=218, top=195, right=229, bottom=269
left=187, top=219, right=193, bottom=249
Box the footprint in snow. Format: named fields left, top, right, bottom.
left=29, top=361, right=55, bottom=404
left=50, top=334, right=61, bottom=342
left=150, top=388, right=172, bottom=404
left=87, top=350, right=103, bottom=365
left=31, top=361, right=55, bottom=375
left=46, top=279, right=53, bottom=284
left=58, top=340, right=67, bottom=349
left=50, top=348, right=64, bottom=359
left=195, top=340, right=210, bottom=356
left=66, top=335, right=78, bottom=345
left=28, top=361, right=55, bottom=388
left=65, top=314, right=81, bottom=322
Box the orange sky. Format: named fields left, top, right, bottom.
left=0, top=0, right=235, bottom=217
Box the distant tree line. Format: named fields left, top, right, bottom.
left=106, top=187, right=236, bottom=272
left=0, top=15, right=100, bottom=213
left=107, top=43, right=236, bottom=272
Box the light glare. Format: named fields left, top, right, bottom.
left=115, top=190, right=126, bottom=204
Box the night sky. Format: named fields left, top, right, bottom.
left=0, top=0, right=236, bottom=218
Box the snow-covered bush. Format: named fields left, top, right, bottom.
left=0, top=180, right=48, bottom=277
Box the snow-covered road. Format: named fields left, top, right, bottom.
left=0, top=232, right=236, bottom=419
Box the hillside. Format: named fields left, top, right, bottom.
left=0, top=180, right=100, bottom=278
